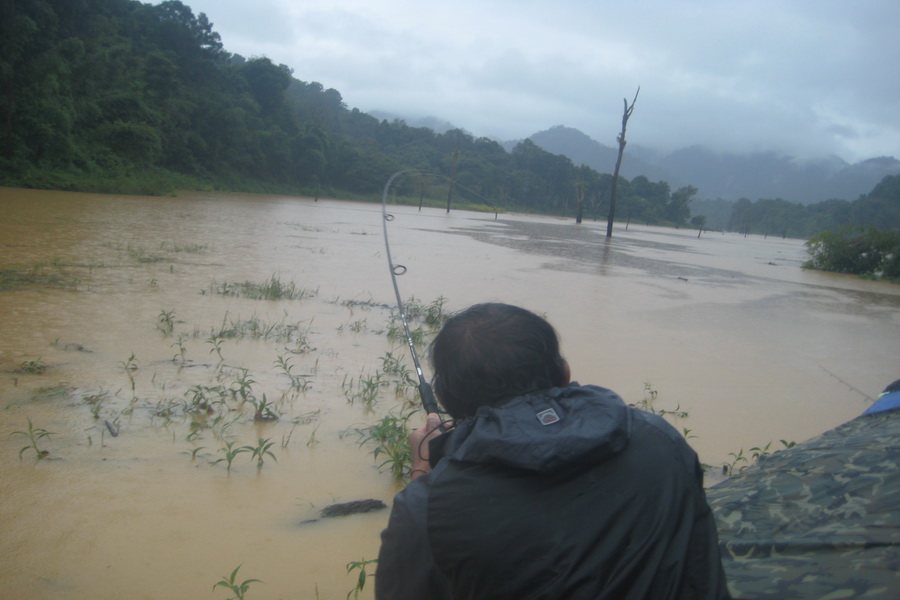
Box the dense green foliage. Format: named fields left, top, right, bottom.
left=726, top=174, right=900, bottom=238
left=1, top=0, right=898, bottom=237
left=804, top=227, right=900, bottom=280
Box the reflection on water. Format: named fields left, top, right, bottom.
left=1, top=188, right=898, bottom=599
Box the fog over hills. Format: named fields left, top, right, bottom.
left=524, top=126, right=900, bottom=205
left=373, top=113, right=899, bottom=205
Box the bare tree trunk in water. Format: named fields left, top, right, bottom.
left=446, top=144, right=460, bottom=213
left=607, top=87, right=640, bottom=238
left=575, top=171, right=586, bottom=224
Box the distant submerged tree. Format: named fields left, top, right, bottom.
left=607, top=87, right=640, bottom=238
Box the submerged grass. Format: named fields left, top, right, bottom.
left=0, top=261, right=79, bottom=291
left=212, top=274, right=318, bottom=301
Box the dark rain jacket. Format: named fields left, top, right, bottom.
left=376, top=385, right=730, bottom=600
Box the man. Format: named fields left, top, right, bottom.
left=376, top=303, right=730, bottom=599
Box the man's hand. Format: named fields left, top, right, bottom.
left=408, top=412, right=443, bottom=480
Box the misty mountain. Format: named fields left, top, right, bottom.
left=520, top=126, right=900, bottom=205
left=361, top=109, right=898, bottom=205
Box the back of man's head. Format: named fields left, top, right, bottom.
left=430, top=303, right=567, bottom=420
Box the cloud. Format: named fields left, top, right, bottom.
left=185, top=0, right=899, bottom=161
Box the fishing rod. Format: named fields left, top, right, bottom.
left=381, top=170, right=441, bottom=415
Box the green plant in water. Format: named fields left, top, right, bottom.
left=356, top=410, right=415, bottom=481
left=172, top=333, right=189, bottom=364
left=402, top=295, right=448, bottom=328
left=227, top=368, right=256, bottom=403
left=213, top=440, right=250, bottom=471
left=725, top=448, right=748, bottom=474
left=207, top=334, right=225, bottom=364
left=11, top=417, right=52, bottom=460
left=118, top=353, right=138, bottom=372
left=275, top=355, right=311, bottom=393
left=346, top=558, right=378, bottom=600
left=726, top=439, right=797, bottom=476
left=160, top=241, right=208, bottom=254
left=381, top=350, right=417, bottom=397
left=386, top=321, right=428, bottom=347
left=292, top=331, right=315, bottom=354
left=157, top=309, right=175, bottom=336
left=632, top=383, right=689, bottom=420
left=17, top=358, right=47, bottom=374
left=213, top=274, right=318, bottom=301
left=213, top=564, right=261, bottom=600
left=244, top=437, right=277, bottom=469
left=343, top=369, right=384, bottom=408
left=250, top=394, right=278, bottom=421
left=184, top=384, right=226, bottom=414
left=126, top=243, right=163, bottom=263
left=84, top=389, right=110, bottom=419
left=348, top=318, right=367, bottom=333
left=306, top=424, right=320, bottom=448
left=210, top=413, right=241, bottom=441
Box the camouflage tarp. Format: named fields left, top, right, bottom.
left=707, top=410, right=900, bottom=599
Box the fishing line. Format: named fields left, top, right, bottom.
left=381, top=169, right=441, bottom=415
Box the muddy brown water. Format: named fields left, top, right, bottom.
left=1, top=187, right=898, bottom=599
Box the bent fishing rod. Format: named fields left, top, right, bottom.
left=381, top=170, right=441, bottom=415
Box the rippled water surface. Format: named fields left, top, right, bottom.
left=1, top=187, right=898, bottom=599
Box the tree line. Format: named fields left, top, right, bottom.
left=2, top=0, right=898, bottom=239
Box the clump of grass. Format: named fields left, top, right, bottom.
left=384, top=296, right=448, bottom=348
left=16, top=358, right=47, bottom=374
left=404, top=295, right=449, bottom=329
left=159, top=241, right=208, bottom=254
left=30, top=385, right=73, bottom=401
left=212, top=275, right=318, bottom=301
left=380, top=350, right=417, bottom=398
left=0, top=262, right=75, bottom=291
left=198, top=312, right=308, bottom=343
left=126, top=243, right=163, bottom=263
left=11, top=417, right=52, bottom=460
left=342, top=371, right=384, bottom=408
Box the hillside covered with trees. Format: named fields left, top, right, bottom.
left=2, top=0, right=898, bottom=239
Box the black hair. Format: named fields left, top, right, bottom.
left=429, top=303, right=566, bottom=420
left=883, top=378, right=900, bottom=395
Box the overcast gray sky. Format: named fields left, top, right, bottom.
left=183, top=0, right=898, bottom=162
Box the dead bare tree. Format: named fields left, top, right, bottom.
left=606, top=87, right=640, bottom=238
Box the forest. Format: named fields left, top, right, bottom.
left=2, top=0, right=899, bottom=240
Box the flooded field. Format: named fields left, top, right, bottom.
left=1, top=187, right=898, bottom=599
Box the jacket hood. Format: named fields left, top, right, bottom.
left=433, top=384, right=632, bottom=472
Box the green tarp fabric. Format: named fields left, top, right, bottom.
left=707, top=410, right=900, bottom=599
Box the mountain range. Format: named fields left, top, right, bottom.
left=522, top=126, right=899, bottom=205
left=371, top=113, right=899, bottom=205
